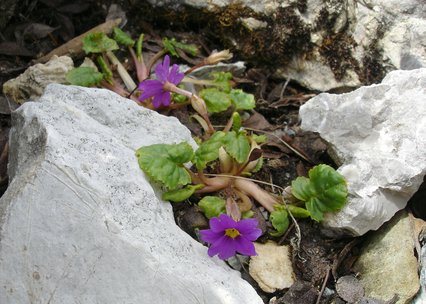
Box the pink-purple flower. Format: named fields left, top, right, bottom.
left=138, top=55, right=184, bottom=108
left=200, top=214, right=262, bottom=260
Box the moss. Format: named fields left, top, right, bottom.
left=319, top=33, right=359, bottom=81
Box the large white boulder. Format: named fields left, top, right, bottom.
left=299, top=68, right=426, bottom=235
left=0, top=84, right=262, bottom=304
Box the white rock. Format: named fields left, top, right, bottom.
left=249, top=241, right=295, bottom=293
left=3, top=55, right=74, bottom=104
left=299, top=68, right=426, bottom=235
left=0, top=84, right=262, bottom=304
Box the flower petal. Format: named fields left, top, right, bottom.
left=139, top=80, right=163, bottom=101
left=207, top=235, right=237, bottom=260
left=199, top=229, right=222, bottom=244
left=234, top=237, right=257, bottom=256
left=155, top=55, right=170, bottom=82
left=152, top=91, right=170, bottom=108
left=218, top=213, right=237, bottom=229
left=235, top=218, right=262, bottom=241
left=168, top=64, right=184, bottom=85
left=209, top=216, right=226, bottom=233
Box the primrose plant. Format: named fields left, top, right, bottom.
left=66, top=27, right=349, bottom=260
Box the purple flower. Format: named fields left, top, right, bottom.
left=200, top=214, right=262, bottom=260
left=138, top=55, right=184, bottom=108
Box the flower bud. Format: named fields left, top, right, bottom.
left=190, top=95, right=208, bottom=117
left=205, top=50, right=233, bottom=65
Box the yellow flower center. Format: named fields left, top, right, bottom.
left=225, top=228, right=240, bottom=239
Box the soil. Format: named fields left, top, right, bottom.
left=0, top=1, right=421, bottom=304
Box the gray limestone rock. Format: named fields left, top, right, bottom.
left=3, top=55, right=74, bottom=104
left=299, top=68, right=426, bottom=235
left=0, top=84, right=262, bottom=304
left=145, top=0, right=426, bottom=91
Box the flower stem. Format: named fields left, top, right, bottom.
left=129, top=47, right=148, bottom=82
left=233, top=178, right=278, bottom=212
left=106, top=51, right=137, bottom=92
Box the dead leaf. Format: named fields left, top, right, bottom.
left=23, top=23, right=59, bottom=40
left=0, top=42, right=34, bottom=57
left=243, top=111, right=274, bottom=130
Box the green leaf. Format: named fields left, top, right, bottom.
left=223, top=131, right=250, bottom=164
left=162, top=184, right=204, bottom=203
left=136, top=33, right=144, bottom=58
left=82, top=32, right=119, bottom=54
left=211, top=72, right=232, bottom=93
left=252, top=134, right=267, bottom=144
left=96, top=56, right=113, bottom=84
left=242, top=210, right=254, bottom=218
left=198, top=196, right=226, bottom=219
left=66, top=67, right=103, bottom=86
left=193, top=131, right=226, bottom=170
left=113, top=27, right=135, bottom=47
left=136, top=142, right=194, bottom=190
left=172, top=93, right=187, bottom=104
left=270, top=206, right=290, bottom=237
left=286, top=205, right=310, bottom=218
left=231, top=112, right=242, bottom=132
left=252, top=156, right=263, bottom=173
left=291, top=164, right=348, bottom=222
left=230, top=89, right=256, bottom=110
left=199, top=88, right=232, bottom=113
left=162, top=37, right=198, bottom=57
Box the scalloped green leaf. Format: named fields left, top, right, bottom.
left=270, top=206, right=289, bottom=237
left=230, top=89, right=255, bottom=110
left=291, top=164, right=348, bottom=222
left=66, top=67, right=103, bottom=86
left=136, top=142, right=194, bottom=190
left=211, top=71, right=232, bottom=93
left=113, top=27, right=135, bottom=47
left=193, top=131, right=226, bottom=170
left=162, top=184, right=204, bottom=203
left=82, top=32, right=119, bottom=54
left=198, top=196, right=226, bottom=219
left=223, top=131, right=250, bottom=164
left=200, top=88, right=232, bottom=113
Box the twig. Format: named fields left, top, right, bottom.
left=34, top=18, right=122, bottom=64
left=279, top=78, right=291, bottom=100
left=316, top=267, right=330, bottom=304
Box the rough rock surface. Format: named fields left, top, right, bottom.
left=299, top=68, right=426, bottom=235
left=249, top=241, right=295, bottom=293
left=0, top=84, right=262, bottom=304
left=3, top=55, right=74, bottom=104
left=353, top=211, right=420, bottom=303
left=145, top=0, right=426, bottom=91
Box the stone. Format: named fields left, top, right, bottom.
left=336, top=275, right=365, bottom=303
left=0, top=84, right=263, bottom=304
left=249, top=241, right=295, bottom=293
left=144, top=0, right=426, bottom=91
left=299, top=68, right=426, bottom=235
left=353, top=211, right=420, bottom=304
left=3, top=55, right=74, bottom=104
